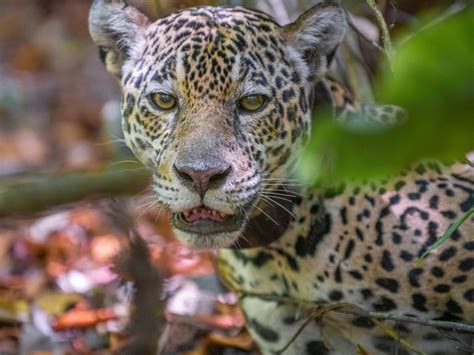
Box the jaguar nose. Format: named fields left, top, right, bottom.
left=174, top=162, right=232, bottom=198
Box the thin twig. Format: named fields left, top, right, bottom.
left=346, top=12, right=385, bottom=53
left=364, top=312, right=474, bottom=333
left=239, top=291, right=474, bottom=333
left=369, top=317, right=423, bottom=355
left=275, top=303, right=347, bottom=354
left=366, top=0, right=395, bottom=70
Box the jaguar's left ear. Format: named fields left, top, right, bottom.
left=281, top=1, right=346, bottom=79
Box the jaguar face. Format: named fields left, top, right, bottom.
left=89, top=0, right=345, bottom=248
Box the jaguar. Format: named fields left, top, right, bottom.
left=89, top=0, right=473, bottom=353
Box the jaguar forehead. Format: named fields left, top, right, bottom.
left=174, top=41, right=243, bottom=99
left=135, top=7, right=283, bottom=95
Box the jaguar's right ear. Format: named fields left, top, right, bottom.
left=89, top=0, right=150, bottom=78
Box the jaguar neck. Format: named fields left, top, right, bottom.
left=230, top=184, right=304, bottom=248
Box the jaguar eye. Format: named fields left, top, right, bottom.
left=150, top=92, right=177, bottom=111
left=238, top=94, right=267, bottom=112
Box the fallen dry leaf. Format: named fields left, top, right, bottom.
left=51, top=308, right=117, bottom=332
left=90, top=234, right=121, bottom=264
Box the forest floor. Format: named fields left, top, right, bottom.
left=0, top=1, right=256, bottom=353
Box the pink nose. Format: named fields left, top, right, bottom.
left=173, top=163, right=231, bottom=197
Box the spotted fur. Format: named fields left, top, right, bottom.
left=89, top=1, right=474, bottom=354
left=219, top=161, right=473, bottom=354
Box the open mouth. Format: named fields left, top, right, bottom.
left=172, top=205, right=245, bottom=235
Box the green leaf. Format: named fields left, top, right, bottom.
left=418, top=208, right=474, bottom=262
left=298, top=7, right=474, bottom=183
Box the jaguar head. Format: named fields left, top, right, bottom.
left=89, top=0, right=346, bottom=248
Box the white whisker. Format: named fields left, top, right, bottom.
left=252, top=202, right=280, bottom=227
left=258, top=193, right=296, bottom=220
left=258, top=193, right=293, bottom=204
left=260, top=189, right=308, bottom=198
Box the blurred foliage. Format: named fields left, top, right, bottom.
left=298, top=6, right=474, bottom=184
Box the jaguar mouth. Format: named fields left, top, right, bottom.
left=172, top=205, right=245, bottom=235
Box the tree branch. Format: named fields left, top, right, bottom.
left=0, top=162, right=151, bottom=217
left=109, top=200, right=165, bottom=354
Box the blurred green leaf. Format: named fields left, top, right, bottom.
left=298, top=7, right=474, bottom=183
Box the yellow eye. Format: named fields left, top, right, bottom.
left=150, top=92, right=177, bottom=111
left=238, top=94, right=267, bottom=112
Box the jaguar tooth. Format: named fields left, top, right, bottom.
left=219, top=212, right=227, bottom=219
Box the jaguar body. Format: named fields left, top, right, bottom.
left=89, top=1, right=473, bottom=353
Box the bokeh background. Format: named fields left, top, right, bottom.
left=0, top=0, right=470, bottom=354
